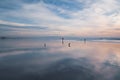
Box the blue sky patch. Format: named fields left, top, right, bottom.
left=43, top=0, right=84, bottom=11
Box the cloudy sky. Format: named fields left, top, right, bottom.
left=0, top=0, right=120, bottom=37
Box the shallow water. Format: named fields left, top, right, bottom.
left=0, top=39, right=120, bottom=80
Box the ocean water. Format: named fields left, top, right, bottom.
left=0, top=39, right=120, bottom=80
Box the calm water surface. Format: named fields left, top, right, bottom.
left=0, top=39, right=120, bottom=80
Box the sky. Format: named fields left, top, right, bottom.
left=0, top=0, right=120, bottom=37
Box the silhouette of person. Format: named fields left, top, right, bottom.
left=44, top=43, right=46, bottom=48
left=84, top=38, right=86, bottom=43
left=68, top=43, right=71, bottom=47
left=62, top=37, right=64, bottom=44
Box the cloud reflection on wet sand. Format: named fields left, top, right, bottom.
left=0, top=39, right=120, bottom=80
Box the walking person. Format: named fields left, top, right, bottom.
left=44, top=43, right=46, bottom=48
left=62, top=37, right=64, bottom=44
left=68, top=43, right=71, bottom=47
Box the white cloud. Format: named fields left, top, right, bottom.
left=0, top=20, right=33, bottom=26
left=0, top=0, right=120, bottom=37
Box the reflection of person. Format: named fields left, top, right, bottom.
left=62, top=37, right=64, bottom=44
left=44, top=43, right=46, bottom=48
left=68, top=43, right=71, bottom=47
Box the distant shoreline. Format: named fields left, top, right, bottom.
left=0, top=36, right=120, bottom=41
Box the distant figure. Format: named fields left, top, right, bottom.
left=44, top=43, right=46, bottom=48
left=62, top=37, right=64, bottom=44
left=68, top=43, right=71, bottom=47
left=84, top=38, right=86, bottom=43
